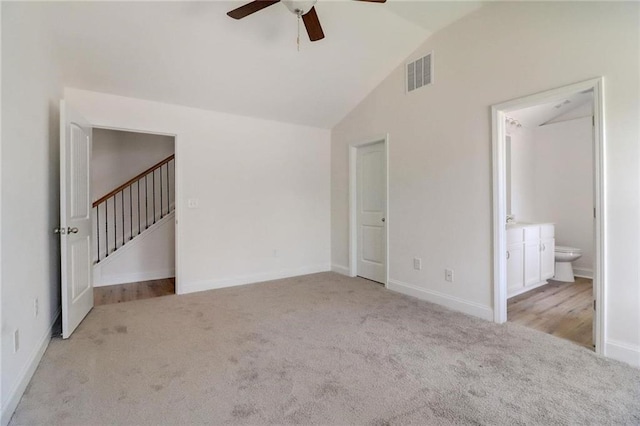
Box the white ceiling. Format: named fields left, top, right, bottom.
left=509, top=90, right=593, bottom=128
left=39, top=1, right=483, bottom=128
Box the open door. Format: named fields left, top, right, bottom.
left=59, top=100, right=93, bottom=339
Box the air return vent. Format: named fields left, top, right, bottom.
left=406, top=53, right=433, bottom=93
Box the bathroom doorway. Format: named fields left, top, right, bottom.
left=491, top=78, right=605, bottom=353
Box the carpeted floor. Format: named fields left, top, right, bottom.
left=10, top=272, right=640, bottom=425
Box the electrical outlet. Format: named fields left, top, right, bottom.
left=34, top=297, right=39, bottom=317
left=445, top=269, right=454, bottom=282
left=413, top=258, right=422, bottom=270
left=14, top=329, right=19, bottom=353
left=187, top=198, right=199, bottom=209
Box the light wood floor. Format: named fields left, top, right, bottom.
left=94, top=278, right=175, bottom=306
left=508, top=277, right=593, bottom=349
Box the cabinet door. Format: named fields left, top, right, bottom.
left=507, top=244, right=524, bottom=296
left=524, top=241, right=541, bottom=286
left=540, top=238, right=555, bottom=280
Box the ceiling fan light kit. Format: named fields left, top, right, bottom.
left=227, top=0, right=386, bottom=46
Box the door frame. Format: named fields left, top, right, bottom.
left=91, top=125, right=182, bottom=294
left=348, top=134, right=390, bottom=287
left=491, top=77, right=606, bottom=354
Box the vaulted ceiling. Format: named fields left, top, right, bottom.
left=39, top=1, right=482, bottom=128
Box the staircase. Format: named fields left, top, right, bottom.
left=93, top=154, right=175, bottom=263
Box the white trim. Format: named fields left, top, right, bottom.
left=507, top=280, right=549, bottom=299
left=573, top=268, right=594, bottom=279
left=1, top=310, right=60, bottom=426
left=388, top=279, right=493, bottom=321
left=491, top=78, right=606, bottom=356
left=348, top=134, right=390, bottom=286
left=182, top=264, right=331, bottom=294
left=605, top=339, right=640, bottom=368
left=331, top=264, right=351, bottom=276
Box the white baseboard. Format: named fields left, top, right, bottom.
left=331, top=264, right=351, bottom=276
left=388, top=279, right=494, bottom=321
left=507, top=280, right=549, bottom=299
left=573, top=267, right=594, bottom=279
left=94, top=269, right=175, bottom=287
left=181, top=264, right=331, bottom=295
left=605, top=339, right=640, bottom=368
left=1, top=309, right=60, bottom=426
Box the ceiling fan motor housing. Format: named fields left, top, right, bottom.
left=282, top=0, right=318, bottom=16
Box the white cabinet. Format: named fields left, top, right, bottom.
left=507, top=244, right=524, bottom=294
left=540, top=225, right=555, bottom=280
left=507, top=224, right=555, bottom=299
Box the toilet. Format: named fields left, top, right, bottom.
left=554, top=246, right=583, bottom=282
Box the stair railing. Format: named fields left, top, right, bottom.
left=93, top=154, right=175, bottom=263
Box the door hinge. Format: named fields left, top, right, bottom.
left=592, top=116, right=595, bottom=127
left=594, top=207, right=596, bottom=218
left=593, top=300, right=596, bottom=310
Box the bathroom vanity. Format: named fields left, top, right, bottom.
left=506, top=223, right=555, bottom=298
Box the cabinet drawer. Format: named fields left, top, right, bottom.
left=507, top=228, right=524, bottom=244
left=541, top=224, right=555, bottom=239
left=524, top=226, right=540, bottom=242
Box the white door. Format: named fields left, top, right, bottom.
left=506, top=244, right=524, bottom=296
left=59, top=100, right=93, bottom=339
left=356, top=142, right=386, bottom=283
left=523, top=241, right=541, bottom=286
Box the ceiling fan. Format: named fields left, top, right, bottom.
left=227, top=0, right=387, bottom=42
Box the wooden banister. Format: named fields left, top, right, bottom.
left=93, top=154, right=174, bottom=207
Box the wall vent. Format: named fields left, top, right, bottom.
left=406, top=53, right=433, bottom=93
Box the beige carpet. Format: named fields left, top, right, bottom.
left=10, top=272, right=640, bottom=425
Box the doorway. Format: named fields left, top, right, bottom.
left=349, top=136, right=389, bottom=285
left=492, top=78, right=605, bottom=353
left=91, top=128, right=176, bottom=305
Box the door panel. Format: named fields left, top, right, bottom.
left=524, top=241, right=541, bottom=286
left=507, top=244, right=524, bottom=296
left=60, top=100, right=93, bottom=339
left=357, top=142, right=386, bottom=283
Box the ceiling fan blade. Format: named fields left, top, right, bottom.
left=302, top=7, right=325, bottom=42
left=227, top=0, right=280, bottom=20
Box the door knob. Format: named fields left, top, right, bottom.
left=67, top=227, right=79, bottom=234
left=381, top=218, right=386, bottom=222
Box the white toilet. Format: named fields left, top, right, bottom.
left=554, top=246, right=583, bottom=282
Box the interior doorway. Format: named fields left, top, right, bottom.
left=492, top=78, right=605, bottom=353
left=349, top=135, right=389, bottom=285
left=91, top=128, right=176, bottom=305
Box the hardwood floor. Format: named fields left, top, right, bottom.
left=94, top=278, right=175, bottom=306
left=508, top=277, right=593, bottom=349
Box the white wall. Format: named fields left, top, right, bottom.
left=331, top=2, right=640, bottom=366
left=533, top=117, right=594, bottom=276
left=508, top=125, right=536, bottom=222
left=1, top=3, right=63, bottom=423
left=65, top=88, right=331, bottom=293
left=94, top=212, right=175, bottom=287
left=92, top=129, right=174, bottom=200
